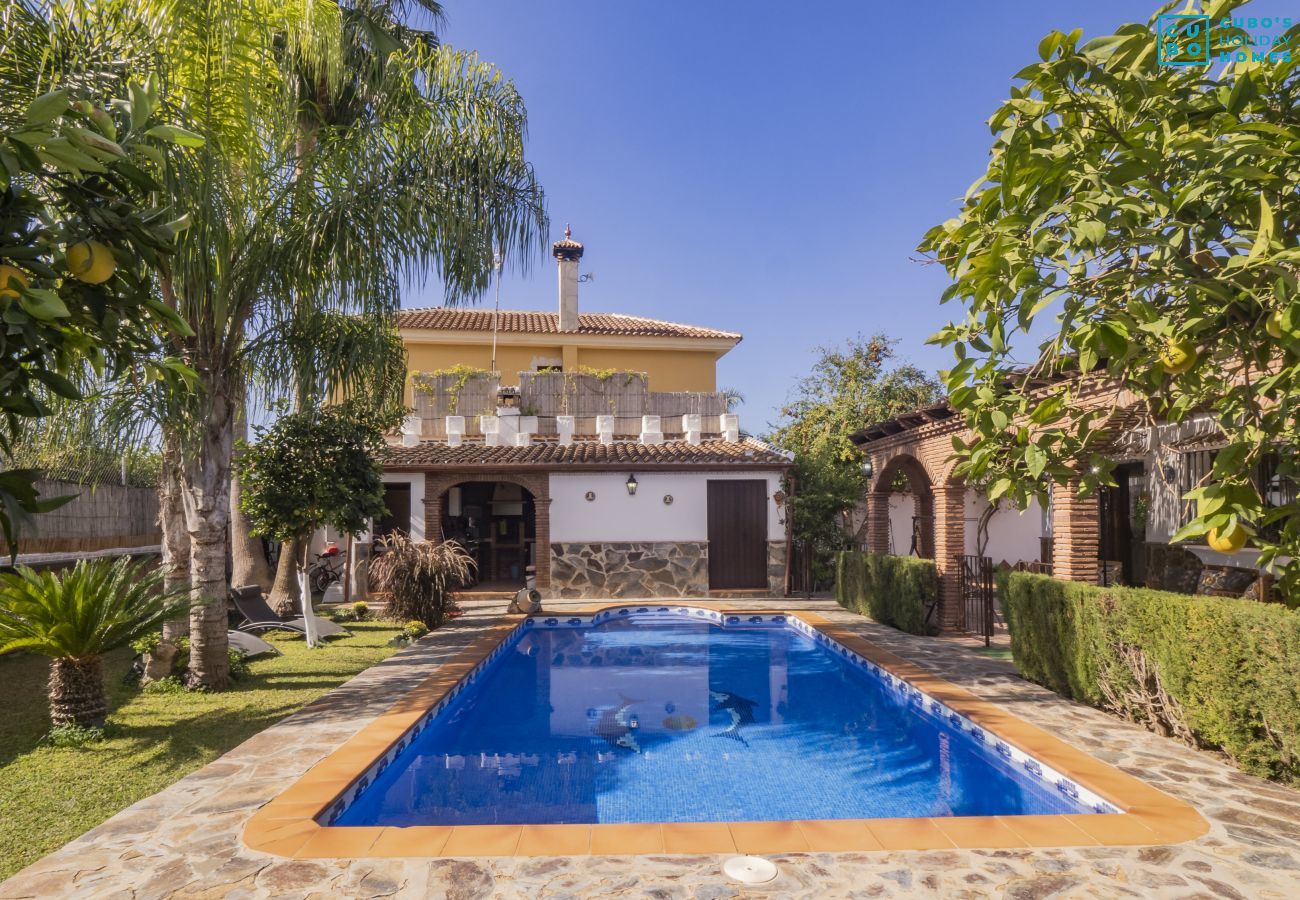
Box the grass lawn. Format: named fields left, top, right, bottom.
left=0, top=620, right=402, bottom=881
left=972, top=644, right=1015, bottom=662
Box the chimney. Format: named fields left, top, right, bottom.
left=553, top=224, right=584, bottom=332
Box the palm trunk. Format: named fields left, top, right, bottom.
left=48, top=657, right=107, bottom=729
left=268, top=536, right=303, bottom=617
left=180, top=370, right=234, bottom=690
left=230, top=400, right=274, bottom=591
left=159, top=439, right=190, bottom=644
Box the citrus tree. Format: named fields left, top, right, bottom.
left=0, top=10, right=195, bottom=553
left=20, top=0, right=546, bottom=687
left=769, top=335, right=941, bottom=573
left=922, top=0, right=1300, bottom=596
left=236, top=401, right=391, bottom=643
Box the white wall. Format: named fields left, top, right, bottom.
left=311, top=473, right=424, bottom=556
left=964, top=492, right=1043, bottom=564
left=884, top=489, right=1043, bottom=563
left=888, top=493, right=915, bottom=555
left=549, top=471, right=785, bottom=543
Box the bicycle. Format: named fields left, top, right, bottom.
left=307, top=546, right=346, bottom=594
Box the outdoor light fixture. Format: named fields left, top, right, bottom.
left=862, top=461, right=873, bottom=480
left=773, top=490, right=788, bottom=525
left=626, top=473, right=638, bottom=496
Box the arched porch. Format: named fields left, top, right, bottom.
left=863, top=450, right=967, bottom=632
left=422, top=472, right=552, bottom=591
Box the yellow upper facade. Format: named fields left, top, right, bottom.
left=397, top=308, right=740, bottom=400
left=398, top=229, right=741, bottom=402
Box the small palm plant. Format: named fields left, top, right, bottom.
left=0, top=558, right=189, bottom=730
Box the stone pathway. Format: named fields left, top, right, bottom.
left=3, top=598, right=1299, bottom=899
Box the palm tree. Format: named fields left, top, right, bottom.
left=0, top=558, right=189, bottom=729
left=27, top=1, right=546, bottom=688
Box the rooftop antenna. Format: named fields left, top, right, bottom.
left=490, top=247, right=502, bottom=373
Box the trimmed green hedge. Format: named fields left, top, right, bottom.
left=1004, top=573, right=1300, bottom=785
left=835, top=552, right=938, bottom=636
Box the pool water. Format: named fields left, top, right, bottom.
left=336, top=615, right=1098, bottom=827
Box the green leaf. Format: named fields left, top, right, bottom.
left=1246, top=195, right=1274, bottom=264
left=1074, top=219, right=1106, bottom=245
left=1025, top=444, right=1047, bottom=479
left=29, top=369, right=82, bottom=401
left=144, top=125, right=205, bottom=148
left=24, top=90, right=69, bottom=127
left=18, top=289, right=70, bottom=321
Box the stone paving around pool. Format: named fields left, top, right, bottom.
left=2, top=598, right=1299, bottom=899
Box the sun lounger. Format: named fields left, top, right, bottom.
left=230, top=584, right=349, bottom=639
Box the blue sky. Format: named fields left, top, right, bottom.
left=406, top=1, right=1280, bottom=431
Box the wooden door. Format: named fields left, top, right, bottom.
left=707, top=480, right=768, bottom=590
left=374, top=483, right=411, bottom=538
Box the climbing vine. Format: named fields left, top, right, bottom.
left=410, top=365, right=491, bottom=414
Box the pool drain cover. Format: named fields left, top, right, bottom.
left=723, top=856, right=778, bottom=884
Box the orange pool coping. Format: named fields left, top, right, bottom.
left=242, top=605, right=1208, bottom=858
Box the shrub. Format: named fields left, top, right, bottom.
left=835, top=552, right=938, bottom=636
left=403, top=620, right=429, bottom=639
left=41, top=723, right=109, bottom=748
left=227, top=648, right=251, bottom=681
left=352, top=600, right=369, bottom=621
left=142, top=676, right=187, bottom=695
left=1004, top=573, right=1300, bottom=785
left=370, top=532, right=474, bottom=629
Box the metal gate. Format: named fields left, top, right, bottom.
left=956, top=554, right=994, bottom=646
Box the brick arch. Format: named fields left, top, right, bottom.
left=867, top=452, right=935, bottom=559
left=422, top=471, right=551, bottom=590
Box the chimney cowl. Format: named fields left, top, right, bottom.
left=552, top=224, right=584, bottom=261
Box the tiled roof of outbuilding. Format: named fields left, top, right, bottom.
left=382, top=436, right=791, bottom=468
left=394, top=308, right=741, bottom=342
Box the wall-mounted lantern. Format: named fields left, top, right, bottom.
left=773, top=489, right=787, bottom=525
left=626, top=473, right=638, bottom=496
left=861, top=461, right=873, bottom=482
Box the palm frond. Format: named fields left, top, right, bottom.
left=0, top=557, right=190, bottom=659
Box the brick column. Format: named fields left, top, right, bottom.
left=865, top=490, right=890, bottom=554
left=533, top=496, right=552, bottom=590
left=932, top=484, right=966, bottom=632
left=1052, top=480, right=1099, bottom=584
left=422, top=474, right=443, bottom=544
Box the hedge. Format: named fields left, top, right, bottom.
left=1004, top=572, right=1300, bottom=785
left=835, top=552, right=938, bottom=636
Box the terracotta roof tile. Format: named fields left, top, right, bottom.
left=382, top=436, right=790, bottom=468
left=395, top=308, right=741, bottom=342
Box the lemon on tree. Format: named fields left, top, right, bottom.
left=1207, top=522, right=1249, bottom=554
left=1158, top=337, right=1197, bottom=375
left=66, top=240, right=117, bottom=284
left=0, top=265, right=29, bottom=299
left=1265, top=310, right=1285, bottom=340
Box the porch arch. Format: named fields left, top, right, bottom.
left=867, top=452, right=935, bottom=558
left=422, top=471, right=552, bottom=590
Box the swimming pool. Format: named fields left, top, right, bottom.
left=333, top=608, right=1113, bottom=827
left=243, top=605, right=1208, bottom=857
